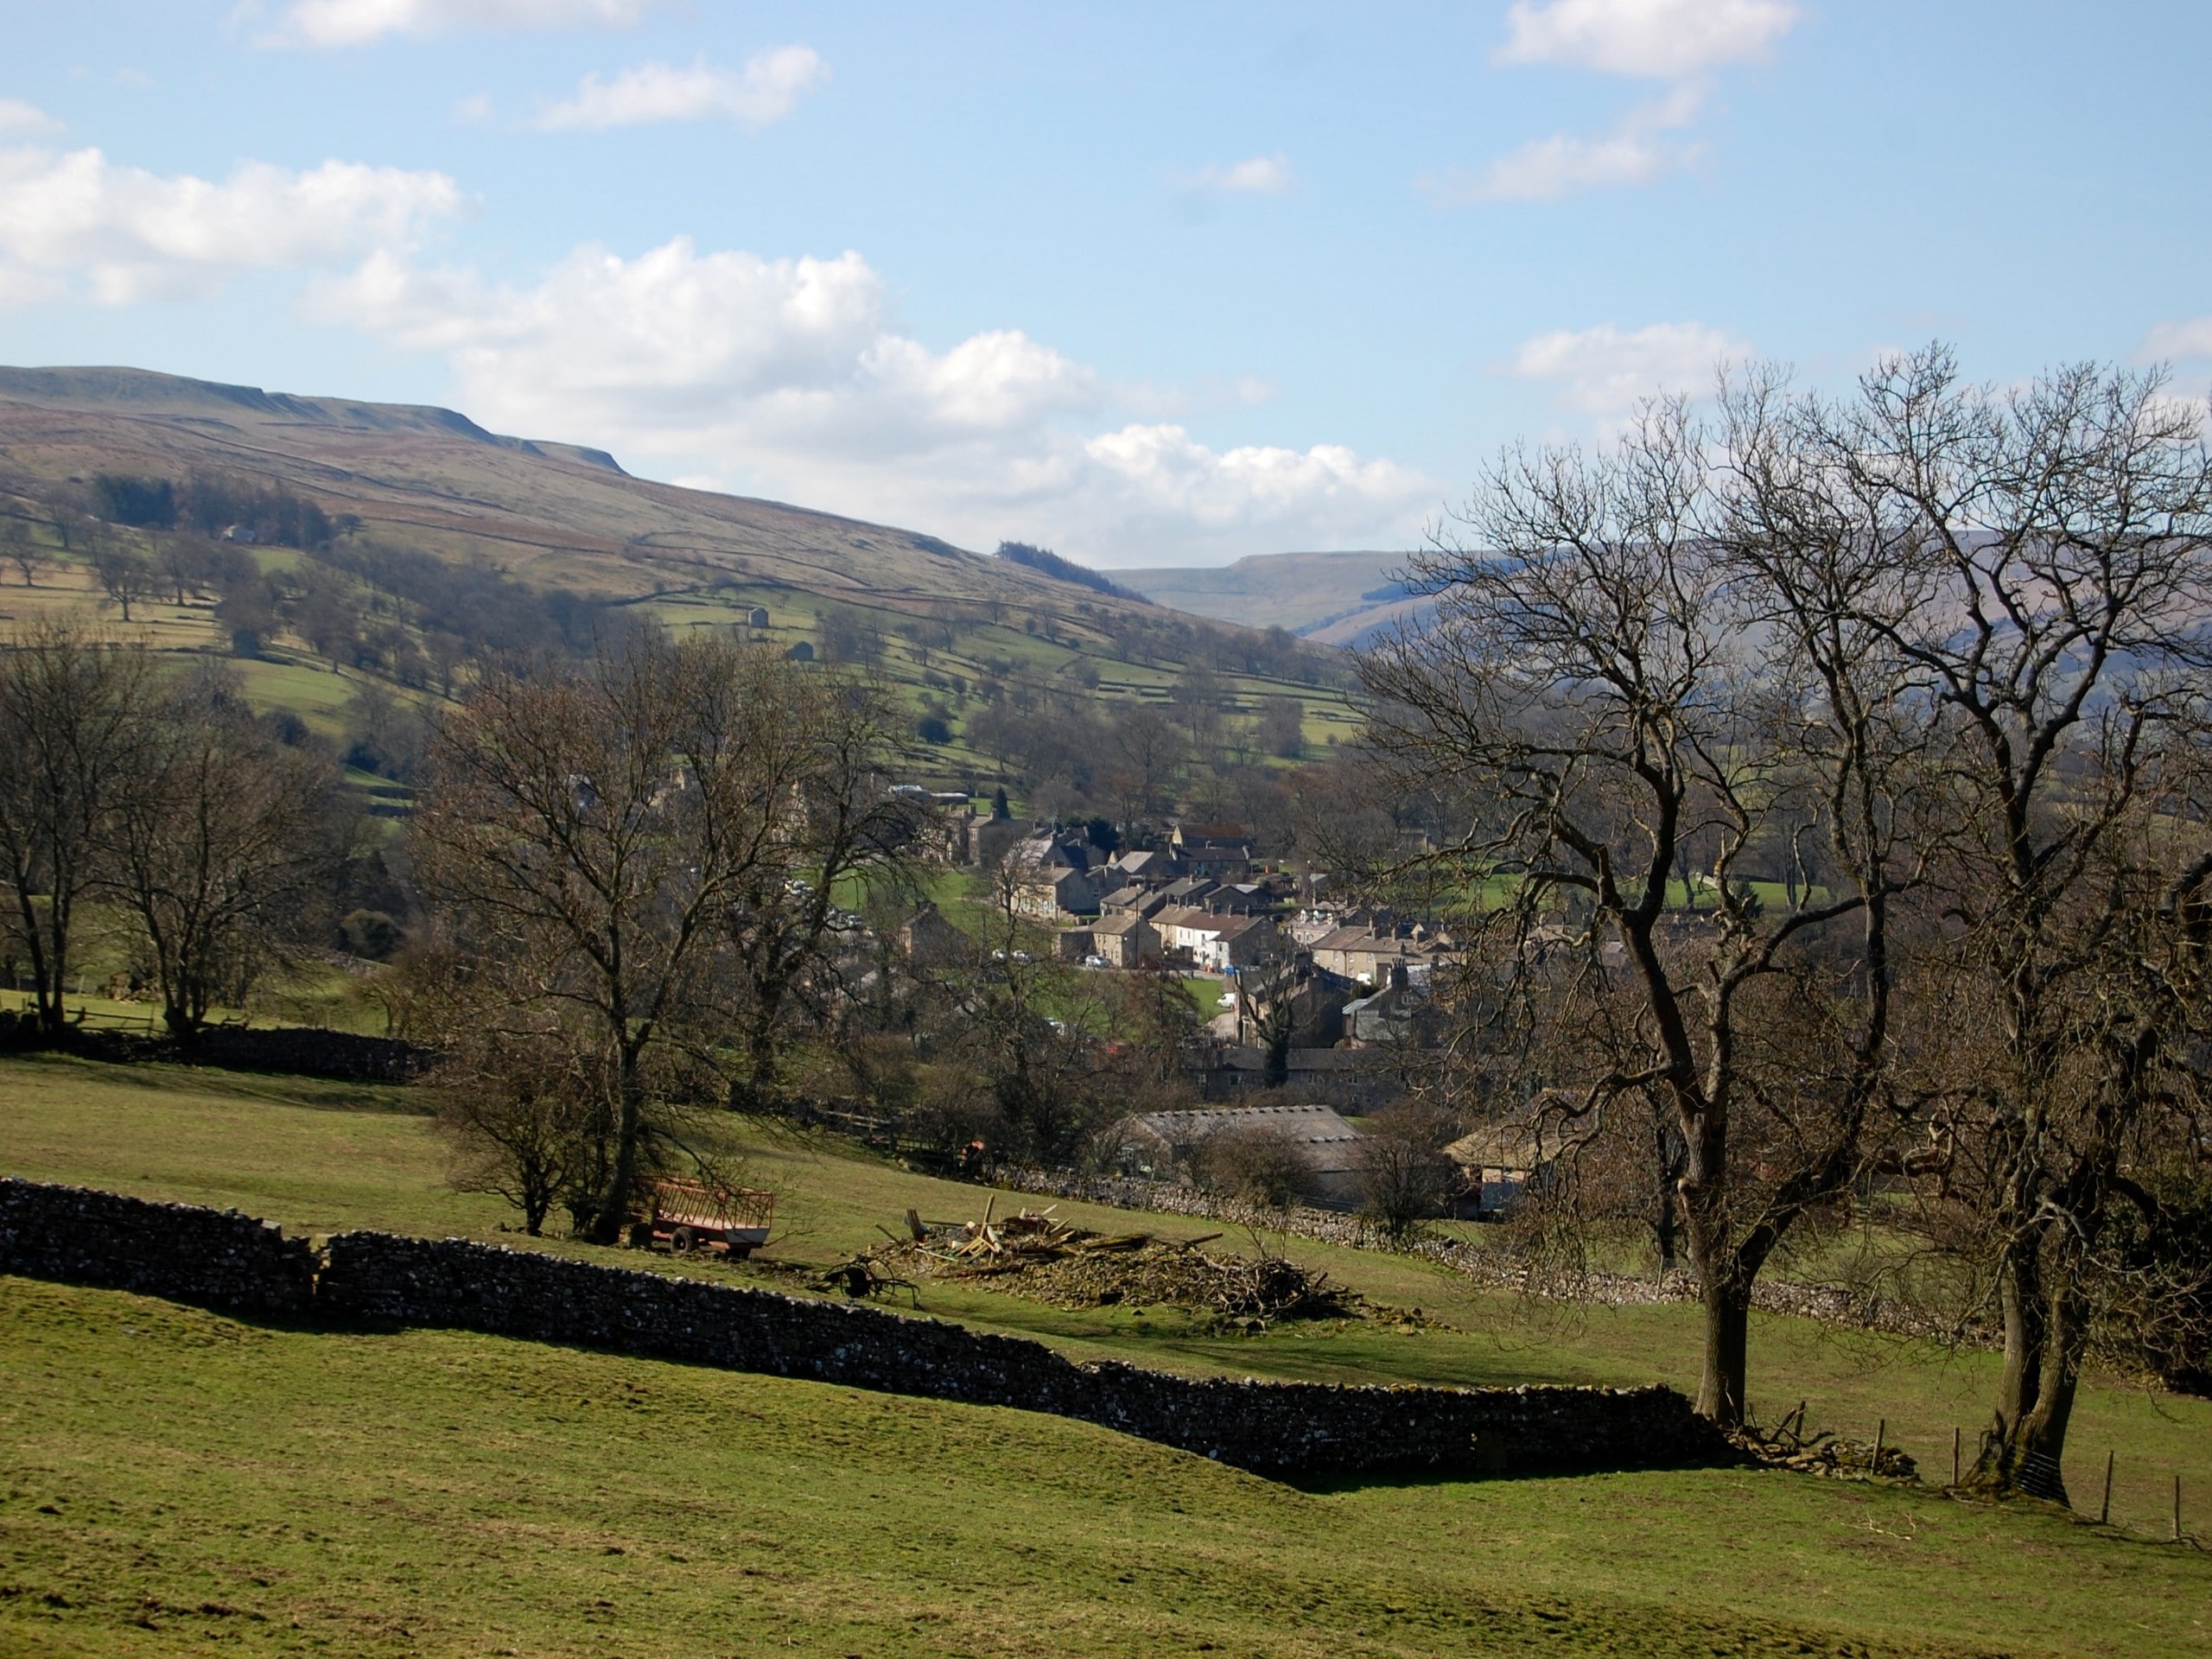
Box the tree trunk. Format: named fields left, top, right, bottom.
left=588, top=1047, right=645, bottom=1244
left=1976, top=1226, right=2077, bottom=1503
left=37, top=899, right=68, bottom=1036
left=1697, top=1277, right=1751, bottom=1427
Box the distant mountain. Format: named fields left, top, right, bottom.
left=1117, top=550, right=1432, bottom=645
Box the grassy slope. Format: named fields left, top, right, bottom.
left=10, top=1275, right=2209, bottom=1659
left=0, top=1052, right=2202, bottom=1659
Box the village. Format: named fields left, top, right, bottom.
left=890, top=805, right=1552, bottom=1221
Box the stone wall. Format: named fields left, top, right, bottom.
left=0, top=1177, right=1734, bottom=1480
left=0, top=1178, right=317, bottom=1316
left=0, top=1019, right=434, bottom=1083
left=315, top=1229, right=1729, bottom=1478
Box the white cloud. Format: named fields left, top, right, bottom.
left=0, top=145, right=461, bottom=305
left=1176, top=154, right=1294, bottom=195
left=309, top=237, right=1433, bottom=563
left=0, top=99, right=61, bottom=136
left=2141, top=317, right=2212, bottom=361
left=1508, top=320, right=1748, bottom=416
left=271, top=0, right=650, bottom=48
left=1432, top=81, right=1706, bottom=202
left=1497, top=0, right=1799, bottom=79
left=1437, top=130, right=1681, bottom=200
left=533, top=48, right=828, bottom=131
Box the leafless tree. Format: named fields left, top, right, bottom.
left=101, top=671, right=344, bottom=1036
left=1834, top=349, right=2212, bottom=1498
left=719, top=676, right=927, bottom=1110
left=1256, top=695, right=1306, bottom=760
left=434, top=1022, right=607, bottom=1236
left=411, top=632, right=822, bottom=1243
left=1363, top=389, right=1926, bottom=1426
left=0, top=623, right=157, bottom=1035
left=1189, top=1121, right=1317, bottom=1213
left=3, top=519, right=41, bottom=588
left=1354, top=1101, right=1462, bottom=1241
left=89, top=535, right=156, bottom=623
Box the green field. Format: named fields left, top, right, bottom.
left=2, top=1052, right=2209, bottom=1656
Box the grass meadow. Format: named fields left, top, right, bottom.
left=2, top=1051, right=2209, bottom=1656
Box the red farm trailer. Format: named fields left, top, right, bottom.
left=625, top=1178, right=774, bottom=1259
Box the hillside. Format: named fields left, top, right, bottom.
left=1119, top=550, right=1434, bottom=645
left=6, top=1052, right=2210, bottom=1657
left=0, top=367, right=1364, bottom=777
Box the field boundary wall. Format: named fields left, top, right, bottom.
left=0, top=1177, right=1735, bottom=1481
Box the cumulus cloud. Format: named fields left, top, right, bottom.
left=1508, top=320, right=1748, bottom=416
left=309, top=236, right=1433, bottom=563
left=1176, top=154, right=1294, bottom=195
left=271, top=0, right=651, bottom=48
left=531, top=48, right=828, bottom=131
left=1445, top=1, right=1796, bottom=206
left=1427, top=82, right=1704, bottom=202
left=0, top=99, right=60, bottom=136
left=0, top=145, right=461, bottom=305
left=2141, top=317, right=2212, bottom=361
left=1497, top=0, right=1799, bottom=79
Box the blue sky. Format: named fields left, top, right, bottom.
left=4, top=1, right=2209, bottom=566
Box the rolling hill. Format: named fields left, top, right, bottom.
left=0, top=367, right=1366, bottom=776
left=1117, top=550, right=1433, bottom=645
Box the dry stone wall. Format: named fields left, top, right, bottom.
left=0, top=1177, right=1733, bottom=1481
left=0, top=1178, right=317, bottom=1316
left=0, top=1019, right=433, bottom=1083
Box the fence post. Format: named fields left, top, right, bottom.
left=2100, top=1452, right=2113, bottom=1526
left=1952, top=1426, right=1961, bottom=1487
left=2176, top=1475, right=2183, bottom=1543
left=1873, top=1419, right=1885, bottom=1472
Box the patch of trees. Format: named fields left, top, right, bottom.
left=93, top=472, right=336, bottom=550
left=1359, top=346, right=2212, bottom=1497
left=397, top=634, right=932, bottom=1240
left=995, top=540, right=1147, bottom=602
left=305, top=541, right=606, bottom=690
left=0, top=624, right=346, bottom=1038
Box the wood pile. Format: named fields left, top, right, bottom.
left=1732, top=1402, right=1920, bottom=1481
left=830, top=1202, right=1358, bottom=1323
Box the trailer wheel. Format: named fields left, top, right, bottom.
left=671, top=1225, right=698, bottom=1255
left=625, top=1222, right=653, bottom=1249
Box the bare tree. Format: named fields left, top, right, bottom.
left=101, top=671, right=343, bottom=1036
left=2, top=519, right=41, bottom=588
left=89, top=535, right=156, bottom=622
left=1189, top=1121, right=1317, bottom=1213
left=1256, top=695, right=1306, bottom=760
left=1363, top=391, right=1923, bottom=1426
left=0, top=623, right=156, bottom=1035
left=1354, top=1101, right=1461, bottom=1241
left=720, top=676, right=926, bottom=1110
left=433, top=1022, right=606, bottom=1236
left=411, top=633, right=814, bottom=1243
left=1835, top=349, right=2212, bottom=1498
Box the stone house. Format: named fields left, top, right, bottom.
left=1170, top=824, right=1254, bottom=882
left=1307, top=924, right=1452, bottom=986
left=899, top=905, right=968, bottom=967
left=1109, top=848, right=1183, bottom=887
left=1151, top=906, right=1278, bottom=971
